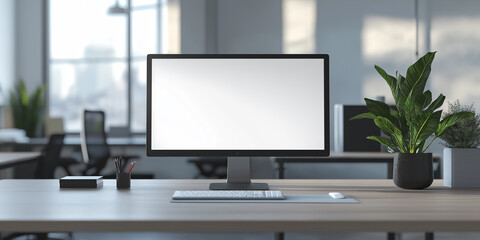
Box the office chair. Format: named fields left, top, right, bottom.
left=34, top=134, right=65, bottom=179
left=80, top=110, right=110, bottom=176
left=58, top=156, right=82, bottom=176
left=3, top=134, right=72, bottom=240
left=80, top=110, right=152, bottom=178
left=43, top=117, right=83, bottom=176
left=188, top=157, right=227, bottom=179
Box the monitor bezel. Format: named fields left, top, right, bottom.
left=146, top=54, right=330, bottom=157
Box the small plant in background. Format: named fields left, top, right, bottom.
left=439, top=100, right=480, bottom=148
left=8, top=79, right=46, bottom=137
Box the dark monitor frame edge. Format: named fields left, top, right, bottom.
left=146, top=54, right=330, bottom=157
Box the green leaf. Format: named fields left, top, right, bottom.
left=365, top=98, right=399, bottom=128
left=396, top=52, right=436, bottom=117
left=396, top=72, right=405, bottom=87
left=365, top=98, right=390, bottom=117
left=20, top=80, right=28, bottom=106
left=404, top=90, right=419, bottom=134
left=391, top=108, right=408, bottom=137
left=426, top=94, right=445, bottom=113
left=375, top=65, right=398, bottom=102
left=373, top=116, right=405, bottom=151
left=390, top=108, right=399, bottom=119
left=8, top=79, right=46, bottom=137
left=414, top=110, right=442, bottom=146
left=419, top=90, right=432, bottom=110
left=349, top=112, right=376, bottom=120
left=404, top=52, right=436, bottom=101
left=395, top=73, right=406, bottom=115
left=436, top=111, right=475, bottom=137
left=373, top=116, right=397, bottom=136
left=366, top=136, right=400, bottom=152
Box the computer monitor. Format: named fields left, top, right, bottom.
left=147, top=54, right=329, bottom=190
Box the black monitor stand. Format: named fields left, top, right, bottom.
left=209, top=157, right=269, bottom=190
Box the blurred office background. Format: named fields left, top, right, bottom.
left=1, top=0, right=480, bottom=179
left=2, top=1, right=480, bottom=239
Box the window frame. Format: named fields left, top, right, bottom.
left=45, top=0, right=162, bottom=135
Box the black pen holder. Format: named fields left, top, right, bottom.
left=116, top=172, right=131, bottom=189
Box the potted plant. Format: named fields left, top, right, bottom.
left=8, top=79, right=46, bottom=137
left=440, top=101, right=480, bottom=188
left=351, top=52, right=473, bottom=189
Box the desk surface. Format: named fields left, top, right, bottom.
left=0, top=152, right=41, bottom=170
left=1, top=179, right=479, bottom=233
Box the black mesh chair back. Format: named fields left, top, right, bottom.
left=34, top=134, right=65, bottom=179
left=81, top=110, right=111, bottom=176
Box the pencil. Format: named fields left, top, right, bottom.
left=127, top=161, right=136, bottom=174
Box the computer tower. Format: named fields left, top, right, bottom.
left=334, top=104, right=381, bottom=152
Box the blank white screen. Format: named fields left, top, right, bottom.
left=151, top=58, right=325, bottom=150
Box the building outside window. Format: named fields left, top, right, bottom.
left=48, top=0, right=168, bottom=133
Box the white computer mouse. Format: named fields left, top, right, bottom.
left=329, top=192, right=345, bottom=199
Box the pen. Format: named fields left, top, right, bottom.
left=114, top=158, right=121, bottom=173
left=127, top=161, right=136, bottom=174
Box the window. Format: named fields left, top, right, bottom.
left=48, top=0, right=164, bottom=132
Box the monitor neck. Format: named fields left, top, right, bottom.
left=227, top=156, right=251, bottom=184
left=209, top=157, right=269, bottom=190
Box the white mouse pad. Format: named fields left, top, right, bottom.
left=171, top=194, right=358, bottom=203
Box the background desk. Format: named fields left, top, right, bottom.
left=275, top=152, right=442, bottom=179
left=0, top=179, right=479, bottom=233
left=0, top=152, right=41, bottom=170
left=1, top=136, right=153, bottom=179
left=6, top=135, right=146, bottom=148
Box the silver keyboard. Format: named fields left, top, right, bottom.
left=172, top=190, right=285, bottom=200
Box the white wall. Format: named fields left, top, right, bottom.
left=209, top=0, right=416, bottom=178
left=430, top=0, right=480, bottom=107
left=179, top=0, right=480, bottom=178
left=13, top=0, right=480, bottom=179
left=15, top=0, right=44, bottom=92
left=180, top=0, right=207, bottom=53
left=0, top=0, right=16, bottom=102
left=315, top=0, right=416, bottom=106
left=217, top=0, right=283, bottom=54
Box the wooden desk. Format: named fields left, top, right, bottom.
left=0, top=179, right=479, bottom=233
left=0, top=152, right=41, bottom=170
left=275, top=152, right=442, bottom=179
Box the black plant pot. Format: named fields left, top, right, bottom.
left=393, top=153, right=433, bottom=189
